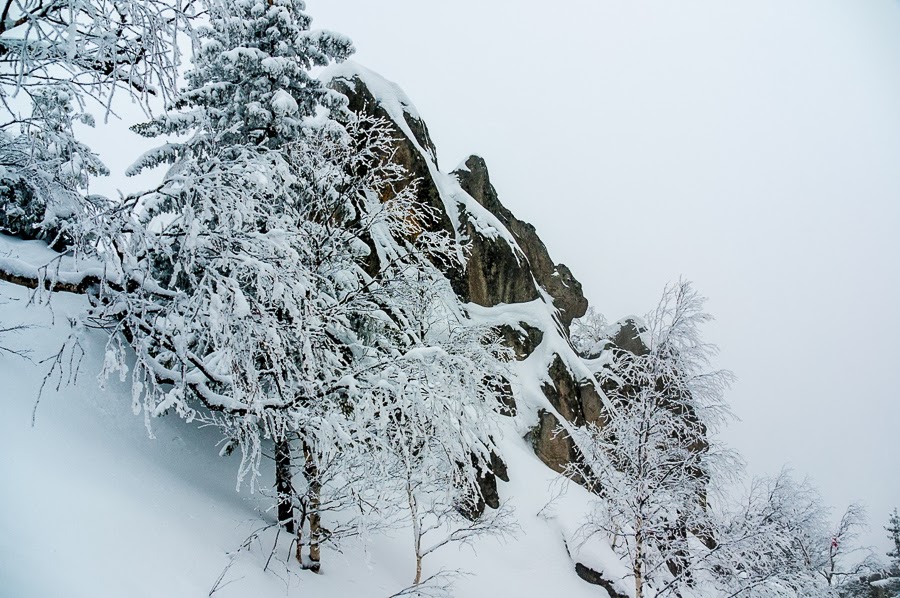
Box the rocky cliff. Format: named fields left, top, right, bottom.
left=323, top=62, right=615, bottom=498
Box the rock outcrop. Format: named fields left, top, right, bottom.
left=453, top=155, right=587, bottom=329
left=574, top=563, right=629, bottom=598
left=323, top=61, right=606, bottom=509
left=319, top=62, right=720, bottom=592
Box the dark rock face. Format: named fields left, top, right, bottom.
left=534, top=359, right=581, bottom=476
left=609, top=318, right=649, bottom=356
left=459, top=215, right=540, bottom=308
left=483, top=373, right=517, bottom=417
left=445, top=156, right=594, bottom=474
left=497, top=323, right=544, bottom=360
left=579, top=381, right=608, bottom=428
left=328, top=76, right=451, bottom=236
left=532, top=355, right=612, bottom=473
left=453, top=156, right=588, bottom=329
left=574, top=563, right=629, bottom=598
left=326, top=75, right=469, bottom=288
left=464, top=449, right=509, bottom=520
left=531, top=409, right=578, bottom=475
left=327, top=77, right=590, bottom=327
left=542, top=355, right=585, bottom=426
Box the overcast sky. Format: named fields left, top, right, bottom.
left=306, top=0, right=900, bottom=552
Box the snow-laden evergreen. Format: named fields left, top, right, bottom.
left=129, top=0, right=352, bottom=158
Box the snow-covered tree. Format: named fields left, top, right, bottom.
left=373, top=275, right=516, bottom=589
left=0, top=86, right=109, bottom=249
left=702, top=471, right=837, bottom=597
left=96, top=0, right=354, bottom=437
left=0, top=0, right=187, bottom=103
left=889, top=510, right=900, bottom=568
left=271, top=271, right=516, bottom=575
left=821, top=503, right=870, bottom=589
left=569, top=305, right=609, bottom=357
left=870, top=509, right=900, bottom=597
left=0, top=0, right=189, bottom=249
left=569, top=281, right=734, bottom=598
left=678, top=470, right=877, bottom=598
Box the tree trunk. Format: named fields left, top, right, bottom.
left=827, top=544, right=836, bottom=586
left=301, top=441, right=322, bottom=573
left=275, top=437, right=294, bottom=534
left=408, top=478, right=423, bottom=585
left=634, top=521, right=644, bottom=598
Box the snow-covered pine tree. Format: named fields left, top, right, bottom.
left=128, top=0, right=352, bottom=155
left=92, top=0, right=364, bottom=557
left=889, top=509, right=900, bottom=568
left=100, top=0, right=355, bottom=458
left=879, top=509, right=900, bottom=597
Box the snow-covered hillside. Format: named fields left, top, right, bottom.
left=0, top=274, right=625, bottom=598
left=0, top=59, right=632, bottom=598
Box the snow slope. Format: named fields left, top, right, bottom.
left=0, top=282, right=624, bottom=597
left=0, top=62, right=630, bottom=598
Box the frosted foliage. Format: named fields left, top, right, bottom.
left=569, top=281, right=734, bottom=598
left=890, top=510, right=900, bottom=565
left=0, top=0, right=510, bottom=582
left=570, top=306, right=609, bottom=356
left=97, top=114, right=436, bottom=483
left=372, top=278, right=514, bottom=587
left=90, top=0, right=502, bottom=494
left=569, top=282, right=873, bottom=597
left=0, top=0, right=188, bottom=248
left=0, top=86, right=108, bottom=248
left=702, top=472, right=840, bottom=597
left=0, top=0, right=186, bottom=103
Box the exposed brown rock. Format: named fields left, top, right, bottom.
left=328, top=73, right=610, bottom=492
left=453, top=155, right=588, bottom=328
left=579, top=381, right=608, bottom=428
left=574, top=562, right=629, bottom=598
left=460, top=215, right=541, bottom=307
left=531, top=409, right=578, bottom=476
left=326, top=75, right=467, bottom=288
left=497, top=323, right=544, bottom=360
left=609, top=318, right=649, bottom=356
left=485, top=373, right=517, bottom=417
left=463, top=449, right=509, bottom=520
left=541, top=355, right=586, bottom=426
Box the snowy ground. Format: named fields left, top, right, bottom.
left=0, top=271, right=624, bottom=597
